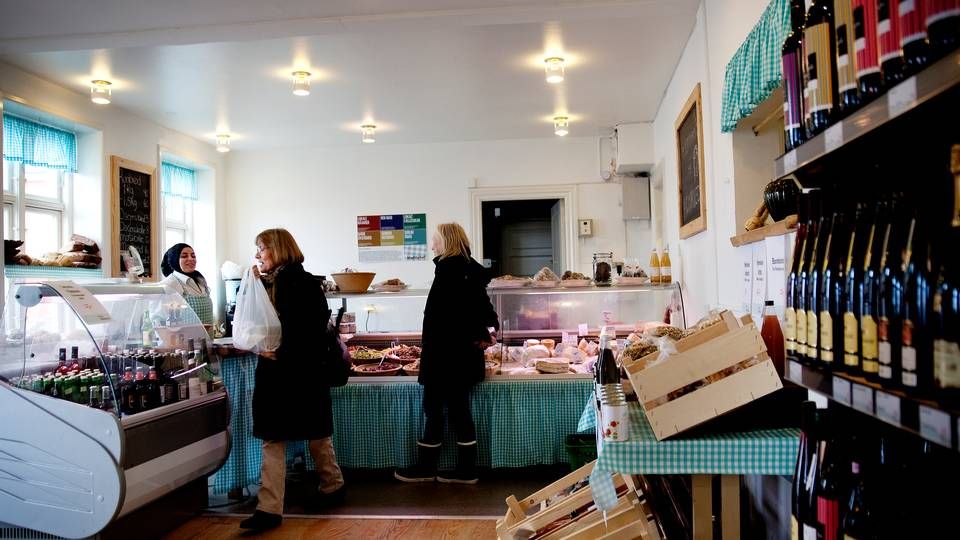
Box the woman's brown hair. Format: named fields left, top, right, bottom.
left=436, top=222, right=471, bottom=260
left=255, top=228, right=305, bottom=268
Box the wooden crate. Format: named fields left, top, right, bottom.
left=622, top=310, right=782, bottom=441
left=497, top=461, right=660, bottom=540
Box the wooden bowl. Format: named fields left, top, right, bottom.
left=331, top=272, right=376, bottom=293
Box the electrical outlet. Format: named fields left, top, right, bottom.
left=579, top=219, right=593, bottom=237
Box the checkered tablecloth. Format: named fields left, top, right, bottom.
left=584, top=397, right=800, bottom=511
left=211, top=352, right=593, bottom=494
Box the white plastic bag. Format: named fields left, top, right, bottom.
left=232, top=267, right=282, bottom=353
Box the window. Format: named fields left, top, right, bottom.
left=160, top=161, right=197, bottom=250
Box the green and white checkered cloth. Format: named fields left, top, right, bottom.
left=720, top=0, right=791, bottom=133
left=211, top=352, right=594, bottom=494
left=585, top=398, right=799, bottom=510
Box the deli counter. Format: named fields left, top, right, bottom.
left=0, top=282, right=230, bottom=539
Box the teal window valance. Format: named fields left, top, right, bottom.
left=3, top=113, right=78, bottom=172
left=720, top=0, right=791, bottom=133
left=161, top=161, right=198, bottom=200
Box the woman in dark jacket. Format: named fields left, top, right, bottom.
left=395, top=222, right=499, bottom=485
left=240, top=228, right=344, bottom=532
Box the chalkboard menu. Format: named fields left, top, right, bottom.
left=675, top=83, right=707, bottom=239
left=110, top=156, right=158, bottom=279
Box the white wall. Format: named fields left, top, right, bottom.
left=0, top=61, right=226, bottom=314
left=224, top=137, right=649, bottom=286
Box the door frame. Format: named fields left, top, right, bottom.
left=468, top=185, right=578, bottom=273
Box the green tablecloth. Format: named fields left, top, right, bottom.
left=581, top=397, right=799, bottom=510
left=211, top=353, right=593, bottom=494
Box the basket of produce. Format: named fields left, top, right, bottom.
left=331, top=269, right=376, bottom=293
left=353, top=362, right=402, bottom=376
left=385, top=344, right=421, bottom=364
left=402, top=360, right=420, bottom=376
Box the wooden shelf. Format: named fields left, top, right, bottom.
left=729, top=215, right=797, bottom=247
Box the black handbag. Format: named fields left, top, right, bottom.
left=320, top=307, right=351, bottom=387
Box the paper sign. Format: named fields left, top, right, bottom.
left=764, top=236, right=787, bottom=315
left=875, top=392, right=901, bottom=425
left=752, top=242, right=767, bottom=325
left=888, top=77, right=917, bottom=118
left=578, top=323, right=589, bottom=337
left=783, top=150, right=797, bottom=174
left=741, top=247, right=753, bottom=316
left=832, top=376, right=852, bottom=406
left=358, top=213, right=427, bottom=262
left=562, top=332, right=576, bottom=346
left=852, top=384, right=874, bottom=415
left=46, top=281, right=112, bottom=325
left=825, top=123, right=844, bottom=153
left=919, top=406, right=951, bottom=448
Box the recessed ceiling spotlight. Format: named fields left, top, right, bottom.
left=553, top=116, right=569, bottom=136
left=292, top=71, right=311, bottom=96
left=90, top=80, right=112, bottom=104
left=544, top=57, right=565, bottom=84
left=216, top=133, right=231, bottom=153
left=361, top=124, right=376, bottom=143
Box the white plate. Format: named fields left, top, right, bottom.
left=372, top=284, right=407, bottom=292
left=531, top=280, right=560, bottom=288
left=560, top=279, right=592, bottom=288
left=614, top=276, right=650, bottom=286
left=489, top=279, right=531, bottom=288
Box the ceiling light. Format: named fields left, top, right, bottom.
left=291, top=71, right=311, bottom=96
left=90, top=80, right=112, bottom=105
left=553, top=116, right=569, bottom=136
left=361, top=124, right=376, bottom=143
left=216, top=134, right=231, bottom=153
left=544, top=57, right=565, bottom=84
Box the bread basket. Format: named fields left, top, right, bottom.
left=331, top=272, right=376, bottom=293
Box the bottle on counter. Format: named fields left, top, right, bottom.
left=87, top=385, right=101, bottom=409
left=926, top=0, right=960, bottom=57
left=142, top=309, right=155, bottom=348
left=649, top=247, right=662, bottom=284
left=135, top=367, right=148, bottom=412
left=761, top=301, right=786, bottom=377
left=853, top=0, right=883, bottom=102
left=100, top=385, right=115, bottom=413
left=659, top=247, right=672, bottom=284
left=835, top=0, right=862, bottom=115
left=597, top=329, right=629, bottom=442
left=145, top=368, right=161, bottom=410
left=899, top=0, right=930, bottom=72
left=803, top=0, right=839, bottom=137
left=70, top=346, right=80, bottom=373
left=784, top=0, right=808, bottom=152
left=820, top=196, right=851, bottom=370
left=119, top=366, right=136, bottom=414
left=843, top=199, right=874, bottom=374
left=878, top=0, right=904, bottom=86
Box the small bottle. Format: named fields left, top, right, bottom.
left=56, top=348, right=68, bottom=375
left=142, top=309, right=155, bottom=348
left=761, top=301, right=786, bottom=377
left=659, top=246, right=672, bottom=284
left=649, top=247, right=662, bottom=284
left=70, top=346, right=80, bottom=372
left=88, top=385, right=101, bottom=409
left=100, top=385, right=114, bottom=412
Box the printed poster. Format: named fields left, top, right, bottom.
left=358, top=213, right=428, bottom=263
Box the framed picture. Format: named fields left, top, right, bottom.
left=675, top=83, right=707, bottom=239
left=110, top=156, right=159, bottom=280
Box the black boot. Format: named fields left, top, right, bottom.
left=394, top=441, right=440, bottom=482
left=239, top=510, right=282, bottom=531
left=437, top=441, right=478, bottom=484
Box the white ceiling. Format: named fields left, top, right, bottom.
left=0, top=0, right=699, bottom=149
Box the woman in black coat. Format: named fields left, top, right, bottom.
left=395, top=222, right=499, bottom=485
left=240, top=228, right=344, bottom=532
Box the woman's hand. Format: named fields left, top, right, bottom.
left=476, top=329, right=497, bottom=349
left=259, top=350, right=277, bottom=360
left=251, top=265, right=261, bottom=280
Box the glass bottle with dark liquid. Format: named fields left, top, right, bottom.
left=834, top=0, right=862, bottom=114
left=842, top=200, right=874, bottom=374
left=787, top=191, right=811, bottom=362
left=878, top=193, right=910, bottom=388
left=898, top=0, right=929, bottom=73
left=852, top=0, right=883, bottom=102
left=803, top=0, right=839, bottom=137
left=820, top=197, right=850, bottom=370
left=860, top=197, right=889, bottom=381
left=784, top=0, right=809, bottom=151
left=878, top=0, right=904, bottom=86
left=798, top=190, right=822, bottom=363
left=807, top=193, right=833, bottom=364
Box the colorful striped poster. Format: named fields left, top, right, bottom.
left=357, top=214, right=428, bottom=262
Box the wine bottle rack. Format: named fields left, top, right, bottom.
left=774, top=48, right=960, bottom=180
left=786, top=360, right=960, bottom=451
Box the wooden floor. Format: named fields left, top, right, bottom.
left=163, top=516, right=497, bottom=539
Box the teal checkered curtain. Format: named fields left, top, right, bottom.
left=720, top=0, right=791, bottom=133
left=161, top=161, right=198, bottom=200
left=3, top=114, right=78, bottom=171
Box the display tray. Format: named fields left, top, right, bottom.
left=614, top=277, right=650, bottom=286
left=531, top=280, right=560, bottom=288
left=489, top=279, right=532, bottom=289
left=345, top=372, right=593, bottom=383
left=560, top=279, right=592, bottom=288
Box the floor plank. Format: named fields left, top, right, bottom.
left=162, top=516, right=497, bottom=540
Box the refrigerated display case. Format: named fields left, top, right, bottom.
left=0, top=282, right=230, bottom=539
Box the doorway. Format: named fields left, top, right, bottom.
left=481, top=199, right=563, bottom=277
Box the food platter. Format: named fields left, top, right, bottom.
left=531, top=279, right=560, bottom=288
left=613, top=276, right=650, bottom=286
left=353, top=362, right=402, bottom=376
left=560, top=279, right=592, bottom=288
left=372, top=284, right=407, bottom=292
left=489, top=278, right=531, bottom=289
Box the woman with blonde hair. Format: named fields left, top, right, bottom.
left=240, top=228, right=345, bottom=532
left=395, top=222, right=499, bottom=484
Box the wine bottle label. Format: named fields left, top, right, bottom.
left=898, top=0, right=927, bottom=46
left=934, top=339, right=960, bottom=389
left=804, top=23, right=837, bottom=114
left=791, top=516, right=800, bottom=540
left=902, top=369, right=918, bottom=387
left=803, top=524, right=817, bottom=540
left=661, top=266, right=671, bottom=278
left=927, top=2, right=960, bottom=26
left=835, top=1, right=858, bottom=93
left=844, top=312, right=859, bottom=366
left=878, top=0, right=902, bottom=63
left=783, top=51, right=805, bottom=131
left=807, top=310, right=819, bottom=352
left=879, top=341, right=892, bottom=375
left=861, top=316, right=879, bottom=373
left=797, top=310, right=808, bottom=356
left=853, top=1, right=881, bottom=77
left=820, top=311, right=834, bottom=362
left=817, top=496, right=840, bottom=540
left=786, top=308, right=797, bottom=351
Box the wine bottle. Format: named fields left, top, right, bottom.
left=841, top=201, right=871, bottom=374
left=842, top=438, right=874, bottom=539
left=926, top=0, right=960, bottom=57
left=853, top=0, right=883, bottom=101
left=878, top=193, right=909, bottom=387
left=821, top=198, right=850, bottom=369
left=934, top=144, right=960, bottom=400
left=899, top=0, right=929, bottom=72
left=801, top=406, right=823, bottom=540
left=792, top=402, right=818, bottom=540
left=787, top=192, right=811, bottom=361
left=835, top=0, right=862, bottom=114
left=803, top=0, right=839, bottom=137
left=815, top=414, right=842, bottom=540
left=785, top=0, right=809, bottom=151
left=900, top=208, right=933, bottom=392
left=798, top=190, right=822, bottom=363
left=878, top=0, right=904, bottom=86
left=807, top=193, right=833, bottom=364
left=860, top=198, right=889, bottom=380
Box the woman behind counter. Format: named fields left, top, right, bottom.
left=160, top=243, right=214, bottom=327
left=395, top=222, right=498, bottom=485
left=240, top=228, right=345, bottom=532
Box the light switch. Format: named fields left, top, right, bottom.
left=579, top=219, right=593, bottom=237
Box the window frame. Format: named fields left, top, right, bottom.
left=162, top=193, right=194, bottom=248
left=2, top=160, right=72, bottom=253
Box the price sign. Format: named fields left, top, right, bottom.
left=788, top=360, right=802, bottom=383
left=578, top=323, right=589, bottom=337
left=852, top=384, right=874, bottom=415
left=919, top=406, right=951, bottom=448
left=46, top=281, right=111, bottom=324
left=875, top=392, right=901, bottom=425
left=562, top=332, right=576, bottom=346
left=888, top=77, right=917, bottom=118
left=783, top=150, right=797, bottom=174
left=825, top=123, right=844, bottom=153
left=832, top=376, right=852, bottom=406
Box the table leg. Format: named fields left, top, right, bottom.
left=692, top=475, right=713, bottom=540
left=720, top=475, right=741, bottom=540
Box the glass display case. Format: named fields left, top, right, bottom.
left=0, top=281, right=230, bottom=538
